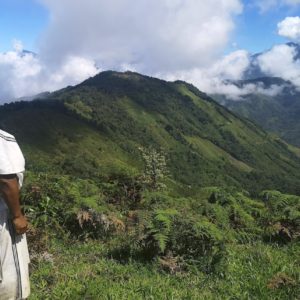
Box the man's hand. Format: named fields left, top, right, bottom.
left=13, top=214, right=28, bottom=235
left=0, top=174, right=28, bottom=235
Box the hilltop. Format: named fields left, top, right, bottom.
left=2, top=71, right=300, bottom=195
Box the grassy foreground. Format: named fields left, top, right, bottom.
left=20, top=161, right=300, bottom=299
left=29, top=240, right=300, bottom=300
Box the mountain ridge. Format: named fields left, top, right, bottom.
left=2, top=71, right=300, bottom=195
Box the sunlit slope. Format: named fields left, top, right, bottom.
left=0, top=107, right=141, bottom=176
left=2, top=71, right=300, bottom=195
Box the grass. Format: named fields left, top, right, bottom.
left=29, top=240, right=300, bottom=300
left=185, top=136, right=226, bottom=160
left=22, top=168, right=300, bottom=299
left=2, top=107, right=142, bottom=175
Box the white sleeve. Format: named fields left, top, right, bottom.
left=0, top=132, right=25, bottom=175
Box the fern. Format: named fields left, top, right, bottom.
left=260, top=190, right=300, bottom=241
left=148, top=209, right=180, bottom=252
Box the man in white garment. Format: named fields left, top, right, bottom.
left=0, top=130, right=30, bottom=299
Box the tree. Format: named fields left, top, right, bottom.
left=142, top=146, right=169, bottom=191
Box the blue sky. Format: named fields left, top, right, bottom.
left=0, top=0, right=298, bottom=55
left=229, top=1, right=300, bottom=54
left=0, top=0, right=49, bottom=53
left=1, top=0, right=300, bottom=101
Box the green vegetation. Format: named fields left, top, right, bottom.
left=212, top=77, right=300, bottom=149
left=23, top=164, right=300, bottom=299
left=3, top=71, right=300, bottom=196
left=3, top=71, right=300, bottom=298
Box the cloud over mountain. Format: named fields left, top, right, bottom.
left=0, top=0, right=247, bottom=102
left=0, top=41, right=98, bottom=103
left=2, top=0, right=300, bottom=103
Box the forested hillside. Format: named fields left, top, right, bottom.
left=212, top=77, right=300, bottom=149
left=1, top=71, right=300, bottom=195
left=3, top=71, right=300, bottom=299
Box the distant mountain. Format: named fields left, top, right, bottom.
left=17, top=91, right=51, bottom=102
left=21, top=50, right=37, bottom=58
left=211, top=77, right=300, bottom=148
left=2, top=71, right=300, bottom=195
left=212, top=43, right=300, bottom=150
left=243, top=42, right=300, bottom=80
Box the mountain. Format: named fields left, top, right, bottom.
left=17, top=91, right=51, bottom=102
left=212, top=77, right=300, bottom=148
left=243, top=42, right=300, bottom=80
left=2, top=71, right=300, bottom=196
left=211, top=42, right=300, bottom=149
left=21, top=50, right=37, bottom=58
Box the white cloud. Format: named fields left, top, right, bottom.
left=278, top=17, right=300, bottom=43
left=2, top=0, right=300, bottom=103
left=12, top=39, right=24, bottom=53
left=243, top=18, right=300, bottom=94
left=0, top=49, right=98, bottom=104
left=254, top=0, right=278, bottom=13
left=2, top=0, right=286, bottom=102
left=162, top=49, right=290, bottom=100
left=254, top=0, right=300, bottom=12
left=37, top=0, right=243, bottom=73
left=255, top=44, right=300, bottom=88
left=0, top=0, right=249, bottom=101
left=156, top=50, right=276, bottom=100
left=51, top=56, right=99, bottom=83
left=284, top=0, right=300, bottom=5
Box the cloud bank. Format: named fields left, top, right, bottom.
left=1, top=0, right=300, bottom=103
left=256, top=43, right=300, bottom=87
left=0, top=41, right=98, bottom=103
left=0, top=0, right=248, bottom=103
left=246, top=18, right=300, bottom=90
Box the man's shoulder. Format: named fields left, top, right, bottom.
left=0, top=130, right=16, bottom=142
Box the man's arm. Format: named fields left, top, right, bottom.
left=0, top=174, right=28, bottom=235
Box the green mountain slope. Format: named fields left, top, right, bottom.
left=2, top=71, right=300, bottom=195
left=212, top=77, right=300, bottom=148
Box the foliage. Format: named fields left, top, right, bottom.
left=2, top=71, right=300, bottom=195
left=213, top=77, right=300, bottom=149
left=141, top=146, right=169, bottom=191
left=24, top=170, right=300, bottom=299
left=259, top=190, right=300, bottom=241
left=4, top=71, right=300, bottom=298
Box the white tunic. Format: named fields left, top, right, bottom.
left=0, top=130, right=30, bottom=300
left=0, top=130, right=25, bottom=212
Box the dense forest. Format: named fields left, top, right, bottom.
left=212, top=77, right=300, bottom=148
left=3, top=71, right=300, bottom=196
left=2, top=71, right=300, bottom=298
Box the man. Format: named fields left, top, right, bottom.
left=0, top=129, right=30, bottom=300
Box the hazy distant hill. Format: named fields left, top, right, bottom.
left=21, top=50, right=37, bottom=58
left=212, top=77, right=300, bottom=148
left=243, top=42, right=300, bottom=80
left=17, top=91, right=51, bottom=101
left=2, top=71, right=300, bottom=195
left=212, top=42, right=300, bottom=150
